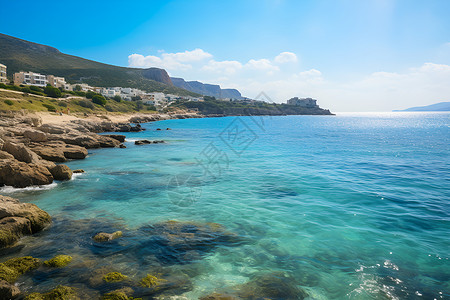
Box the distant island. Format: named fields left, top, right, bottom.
left=394, top=102, right=450, bottom=112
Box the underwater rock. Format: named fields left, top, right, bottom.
left=0, top=256, right=41, bottom=283
left=0, top=195, right=51, bottom=247
left=25, top=285, right=78, bottom=300
left=140, top=274, right=166, bottom=288
left=199, top=293, right=239, bottom=300
left=48, top=164, right=73, bottom=181
left=44, top=255, right=73, bottom=268
left=93, top=231, right=123, bottom=242
left=234, top=272, right=308, bottom=300
left=0, top=279, right=20, bottom=300
left=103, top=272, right=128, bottom=283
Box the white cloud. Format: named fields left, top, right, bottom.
left=274, top=52, right=298, bottom=64
left=128, top=49, right=450, bottom=112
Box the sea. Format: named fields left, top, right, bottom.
left=1, top=112, right=449, bottom=299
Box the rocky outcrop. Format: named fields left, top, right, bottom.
left=0, top=279, right=20, bottom=300
left=135, top=140, right=165, bottom=145
left=48, top=164, right=72, bottom=181
left=92, top=231, right=123, bottom=242
left=0, top=159, right=54, bottom=188
left=0, top=195, right=51, bottom=248
left=23, top=130, right=47, bottom=142
left=2, top=141, right=41, bottom=164
left=103, top=134, right=126, bottom=143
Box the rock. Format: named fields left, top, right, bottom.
left=73, top=169, right=85, bottom=174
left=30, top=146, right=66, bottom=162
left=93, top=231, right=123, bottom=242
left=140, top=273, right=165, bottom=288
left=44, top=255, right=73, bottom=268
left=0, top=159, right=54, bottom=188
left=156, top=128, right=162, bottom=131
left=0, top=195, right=51, bottom=234
left=96, top=135, right=121, bottom=148
left=0, top=279, right=20, bottom=300
left=21, top=115, right=42, bottom=127
left=166, top=128, right=171, bottom=130
left=0, top=217, right=32, bottom=248
left=199, top=293, right=239, bottom=300
left=24, top=285, right=78, bottom=300
left=0, top=151, right=14, bottom=160
left=48, top=164, right=72, bottom=181
left=119, top=144, right=126, bottom=148
left=2, top=142, right=41, bottom=164
left=57, top=134, right=101, bottom=149
left=101, top=288, right=134, bottom=300
left=63, top=145, right=88, bottom=159
left=153, top=140, right=165, bottom=144
left=0, top=256, right=41, bottom=283
left=103, top=135, right=126, bottom=143
left=135, top=140, right=152, bottom=145
left=23, top=130, right=47, bottom=142
left=102, top=272, right=128, bottom=283
left=38, top=124, right=67, bottom=134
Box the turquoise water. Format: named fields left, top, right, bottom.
left=1, top=112, right=449, bottom=299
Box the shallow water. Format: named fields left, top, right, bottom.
left=1, top=112, right=449, bottom=299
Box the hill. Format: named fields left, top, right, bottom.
left=171, top=77, right=243, bottom=99
left=394, top=102, right=450, bottom=112
left=0, top=33, right=198, bottom=96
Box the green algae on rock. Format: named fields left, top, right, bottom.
left=103, top=272, right=128, bottom=283
left=139, top=273, right=166, bottom=288
left=25, top=285, right=78, bottom=300
left=44, top=255, right=73, bottom=268
left=93, top=231, right=123, bottom=242
left=0, top=256, right=41, bottom=283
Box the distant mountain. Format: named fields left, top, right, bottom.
left=0, top=33, right=196, bottom=96
left=394, top=102, right=450, bottom=112
left=171, top=77, right=243, bottom=99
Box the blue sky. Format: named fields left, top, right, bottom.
left=1, top=0, right=449, bottom=111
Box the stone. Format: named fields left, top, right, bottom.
left=23, top=130, right=47, bottom=142
left=0, top=256, right=41, bottom=283
left=102, top=272, right=128, bottom=282
left=44, top=255, right=73, bottom=268
left=72, top=169, right=85, bottom=173
left=38, top=124, right=67, bottom=134
left=24, top=285, right=78, bottom=300
left=48, top=165, right=72, bottom=181
left=103, top=135, right=126, bottom=143
left=0, top=279, right=20, bottom=300
left=63, top=145, right=88, bottom=159
left=30, top=146, right=66, bottom=162
left=134, top=140, right=152, bottom=145
left=2, top=142, right=41, bottom=164
left=0, top=151, right=14, bottom=160
left=199, top=293, right=239, bottom=300
left=119, top=144, right=126, bottom=148
left=0, top=159, right=54, bottom=188
left=96, top=135, right=121, bottom=148
left=0, top=217, right=32, bottom=248
left=93, top=231, right=123, bottom=242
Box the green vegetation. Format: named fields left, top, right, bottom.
left=0, top=256, right=41, bottom=283
left=92, top=94, right=107, bottom=106
left=4, top=99, right=13, bottom=105
left=42, top=103, right=57, bottom=112
left=169, top=98, right=332, bottom=116
left=25, top=285, right=77, bottom=300
left=44, top=85, right=62, bottom=98
left=113, top=95, right=122, bottom=102
left=44, top=255, right=73, bottom=268
left=102, top=272, right=128, bottom=282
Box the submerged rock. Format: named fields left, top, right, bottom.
left=103, top=272, right=128, bottom=283
left=0, top=256, right=41, bottom=283
left=0, top=279, right=20, bottom=299
left=0, top=195, right=51, bottom=248
left=72, top=169, right=85, bottom=173
left=44, top=255, right=73, bottom=268
left=25, top=285, right=78, bottom=300
left=101, top=287, right=135, bottom=300
left=93, top=231, right=123, bottom=242
left=199, top=293, right=239, bottom=300
left=134, top=140, right=152, bottom=145
left=139, top=274, right=166, bottom=288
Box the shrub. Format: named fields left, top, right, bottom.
left=0, top=83, right=7, bottom=89
left=75, top=91, right=86, bottom=97
left=74, top=85, right=82, bottom=91
left=92, top=95, right=107, bottom=106
left=58, top=101, right=68, bottom=107
left=113, top=95, right=122, bottom=102
left=44, top=86, right=62, bottom=98
left=78, top=100, right=94, bottom=109
left=105, top=104, right=114, bottom=112
left=29, top=86, right=42, bottom=92
left=86, top=91, right=96, bottom=99
left=20, top=87, right=31, bottom=93
left=4, top=100, right=14, bottom=106
left=42, top=103, right=56, bottom=112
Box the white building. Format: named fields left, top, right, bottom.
left=13, top=72, right=48, bottom=87
left=286, top=97, right=318, bottom=108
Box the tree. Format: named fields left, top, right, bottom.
left=44, top=86, right=62, bottom=98
left=131, top=95, right=142, bottom=101
left=113, top=95, right=122, bottom=102
left=85, top=91, right=96, bottom=99
left=92, top=95, right=107, bottom=106
left=74, top=85, right=82, bottom=91
left=136, top=100, right=144, bottom=111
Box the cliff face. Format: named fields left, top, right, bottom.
left=171, top=77, right=243, bottom=99
left=141, top=68, right=173, bottom=85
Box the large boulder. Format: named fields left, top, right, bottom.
left=29, top=142, right=87, bottom=160
left=23, top=130, right=47, bottom=142
left=29, top=145, right=66, bottom=162
left=0, top=195, right=51, bottom=248
left=0, top=151, right=14, bottom=160
left=63, top=144, right=88, bottom=159
left=103, top=134, right=126, bottom=143
left=2, top=142, right=41, bottom=164
left=48, top=164, right=72, bottom=181
left=0, top=159, right=54, bottom=188
left=38, top=124, right=67, bottom=134
left=96, top=135, right=121, bottom=148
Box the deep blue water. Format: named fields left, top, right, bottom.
left=1, top=112, right=449, bottom=299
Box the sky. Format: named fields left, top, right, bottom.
left=1, top=0, right=449, bottom=111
